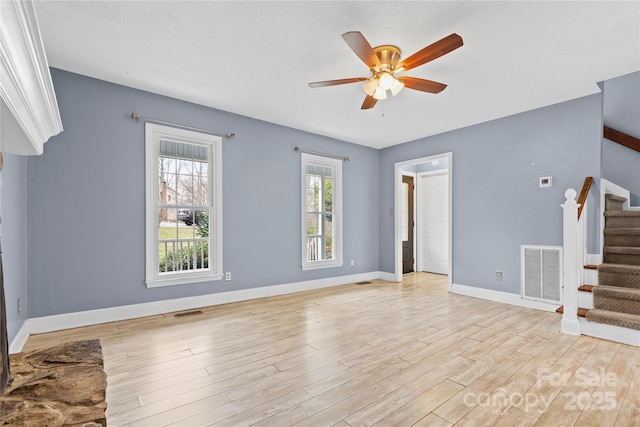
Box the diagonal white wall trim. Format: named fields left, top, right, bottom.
left=11, top=271, right=389, bottom=353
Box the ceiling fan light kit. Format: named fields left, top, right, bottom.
left=390, top=79, right=404, bottom=96
left=378, top=72, right=395, bottom=90
left=363, top=78, right=378, bottom=96
left=373, top=86, right=387, bottom=100
left=309, top=31, right=463, bottom=110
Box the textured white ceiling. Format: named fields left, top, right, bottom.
left=33, top=1, right=639, bottom=149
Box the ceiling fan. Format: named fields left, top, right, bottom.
left=309, top=31, right=463, bottom=110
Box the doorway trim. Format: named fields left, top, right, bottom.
left=394, top=152, right=453, bottom=291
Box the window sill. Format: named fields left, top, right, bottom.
left=301, top=260, right=344, bottom=271
left=146, top=273, right=223, bottom=288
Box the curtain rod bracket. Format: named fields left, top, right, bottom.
left=130, top=112, right=235, bottom=139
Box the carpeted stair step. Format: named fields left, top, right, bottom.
left=604, top=210, right=640, bottom=228
left=604, top=228, right=640, bottom=248
left=604, top=246, right=640, bottom=266
left=598, top=264, right=640, bottom=289
left=605, top=194, right=627, bottom=211
left=592, top=285, right=640, bottom=315
left=585, top=309, right=640, bottom=330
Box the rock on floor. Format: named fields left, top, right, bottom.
left=0, top=339, right=107, bottom=426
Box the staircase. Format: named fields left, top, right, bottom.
left=585, top=194, right=640, bottom=330
left=558, top=127, right=640, bottom=343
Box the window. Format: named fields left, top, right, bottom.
left=301, top=153, right=343, bottom=270
left=145, top=123, right=222, bottom=287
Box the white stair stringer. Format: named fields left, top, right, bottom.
left=578, top=317, right=640, bottom=346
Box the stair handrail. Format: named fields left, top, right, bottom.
left=577, top=177, right=593, bottom=220
left=604, top=126, right=640, bottom=154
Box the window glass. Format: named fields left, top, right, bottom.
left=145, top=124, right=222, bottom=286
left=301, top=153, right=343, bottom=270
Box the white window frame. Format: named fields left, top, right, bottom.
left=145, top=123, right=223, bottom=287
left=301, top=153, right=343, bottom=270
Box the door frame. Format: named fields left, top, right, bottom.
left=394, top=152, right=453, bottom=291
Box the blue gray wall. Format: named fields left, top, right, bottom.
left=27, top=69, right=379, bottom=317
left=601, top=71, right=640, bottom=205
left=15, top=67, right=616, bottom=320
left=379, top=94, right=603, bottom=293
left=1, top=154, right=29, bottom=344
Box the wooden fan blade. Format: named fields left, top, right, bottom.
left=342, top=31, right=381, bottom=69
left=361, top=95, right=378, bottom=110
left=397, top=33, right=463, bottom=72
left=398, top=76, right=447, bottom=93
left=309, top=77, right=367, bottom=88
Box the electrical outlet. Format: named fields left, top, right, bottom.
left=17, top=298, right=22, bottom=314
left=495, top=271, right=503, bottom=281
left=350, top=260, right=355, bottom=267
left=225, top=272, right=231, bottom=281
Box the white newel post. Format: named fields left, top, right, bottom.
left=561, top=188, right=581, bottom=335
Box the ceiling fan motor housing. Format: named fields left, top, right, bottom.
left=373, top=45, right=401, bottom=71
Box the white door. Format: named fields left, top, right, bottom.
left=417, top=171, right=449, bottom=274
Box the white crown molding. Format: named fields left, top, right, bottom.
left=0, top=0, right=62, bottom=155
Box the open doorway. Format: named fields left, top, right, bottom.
left=401, top=175, right=415, bottom=273
left=394, top=153, right=452, bottom=290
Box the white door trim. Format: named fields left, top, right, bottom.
left=394, top=153, right=453, bottom=291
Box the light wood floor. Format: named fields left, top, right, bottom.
left=23, top=273, right=640, bottom=426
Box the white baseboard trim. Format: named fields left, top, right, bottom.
left=11, top=271, right=389, bottom=352
left=579, top=317, right=640, bottom=347
left=9, top=319, right=31, bottom=354
left=378, top=271, right=397, bottom=282
left=451, top=283, right=559, bottom=313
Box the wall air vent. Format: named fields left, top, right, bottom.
left=521, top=245, right=563, bottom=303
